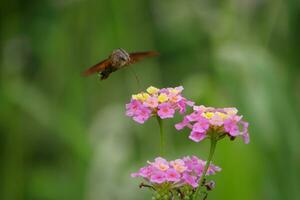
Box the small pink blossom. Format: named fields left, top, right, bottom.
left=177, top=99, right=194, bottom=114
left=193, top=105, right=207, bottom=112
left=149, top=157, right=169, bottom=171
left=131, top=166, right=154, bottom=178
left=132, top=107, right=151, bottom=124
left=186, top=112, right=201, bottom=122
left=150, top=171, right=166, bottom=184
left=166, top=168, right=181, bottom=182
left=189, top=131, right=207, bottom=142
left=182, top=173, right=198, bottom=188
left=206, top=164, right=222, bottom=175
left=243, top=131, right=250, bottom=144
left=126, top=100, right=142, bottom=117
left=210, top=113, right=224, bottom=126
left=170, top=159, right=187, bottom=173
left=174, top=86, right=184, bottom=92
left=241, top=121, right=250, bottom=144
left=168, top=93, right=182, bottom=103
left=157, top=103, right=175, bottom=119
left=193, top=163, right=204, bottom=175
left=143, top=96, right=158, bottom=108
left=224, top=118, right=240, bottom=136
left=192, top=117, right=209, bottom=132
left=175, top=117, right=190, bottom=130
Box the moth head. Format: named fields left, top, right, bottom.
left=111, top=48, right=130, bottom=66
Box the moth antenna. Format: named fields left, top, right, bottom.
left=129, top=67, right=142, bottom=91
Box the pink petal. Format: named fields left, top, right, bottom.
left=189, top=131, right=207, bottom=142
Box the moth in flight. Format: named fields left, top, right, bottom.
left=81, top=48, right=159, bottom=80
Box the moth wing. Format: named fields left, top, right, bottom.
left=81, top=59, right=111, bottom=76
left=129, top=51, right=159, bottom=64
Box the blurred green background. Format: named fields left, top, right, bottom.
left=1, top=0, right=300, bottom=200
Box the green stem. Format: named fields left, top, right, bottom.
left=193, top=138, right=217, bottom=200
left=156, top=116, right=165, bottom=156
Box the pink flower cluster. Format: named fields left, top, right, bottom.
left=131, top=156, right=221, bottom=188
left=175, top=105, right=250, bottom=143
left=126, top=86, right=194, bottom=124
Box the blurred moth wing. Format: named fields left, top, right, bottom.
left=129, top=51, right=159, bottom=64
left=81, top=59, right=111, bottom=76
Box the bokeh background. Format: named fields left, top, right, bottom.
left=1, top=0, right=300, bottom=200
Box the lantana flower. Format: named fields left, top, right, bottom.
left=126, top=86, right=194, bottom=124
left=131, top=156, right=221, bottom=199
left=175, top=105, right=250, bottom=143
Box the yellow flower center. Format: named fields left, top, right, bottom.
left=158, top=163, right=169, bottom=171
left=173, top=164, right=187, bottom=173
left=158, top=93, right=169, bottom=103
left=146, top=86, right=159, bottom=94
left=216, top=112, right=229, bottom=120
left=169, top=89, right=180, bottom=94
left=132, top=93, right=150, bottom=102
left=131, top=94, right=139, bottom=100
left=202, top=112, right=214, bottom=119
left=141, top=93, right=150, bottom=100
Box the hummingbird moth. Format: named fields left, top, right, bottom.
left=81, top=48, right=159, bottom=80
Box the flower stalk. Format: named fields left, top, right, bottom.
left=193, top=136, right=217, bottom=200
left=156, top=116, right=165, bottom=156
